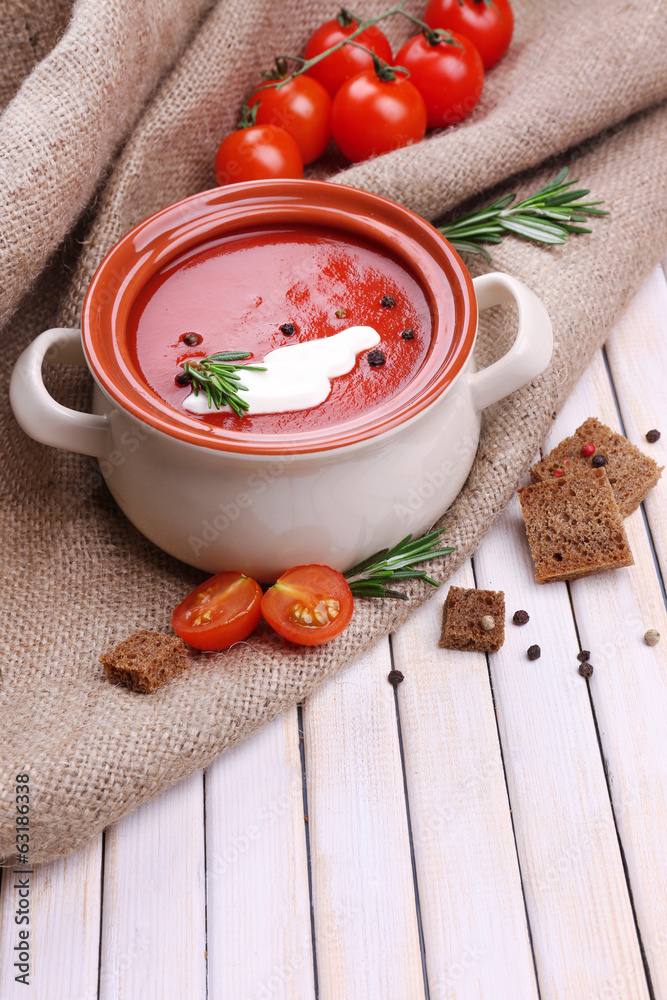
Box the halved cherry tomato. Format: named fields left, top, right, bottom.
left=331, top=69, right=427, bottom=162
left=423, top=0, right=514, bottom=70
left=261, top=565, right=354, bottom=646
left=395, top=31, right=484, bottom=128
left=214, top=125, right=303, bottom=186
left=172, top=571, right=263, bottom=650
left=247, top=76, right=332, bottom=164
left=303, top=15, right=393, bottom=96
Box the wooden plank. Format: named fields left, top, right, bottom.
left=206, top=708, right=315, bottom=1000
left=474, top=489, right=650, bottom=1000
left=0, top=836, right=102, bottom=999
left=392, top=564, right=540, bottom=1000
left=99, top=772, right=206, bottom=1000
left=543, top=296, right=667, bottom=990
left=604, top=265, right=667, bottom=575
left=303, top=638, right=426, bottom=1000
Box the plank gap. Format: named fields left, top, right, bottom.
left=388, top=633, right=431, bottom=1000
left=298, top=702, right=320, bottom=1000
left=471, top=555, right=544, bottom=1000
left=96, top=830, right=106, bottom=1000
left=638, top=503, right=667, bottom=612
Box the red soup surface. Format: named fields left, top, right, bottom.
left=128, top=225, right=449, bottom=434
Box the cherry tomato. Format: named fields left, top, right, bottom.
left=247, top=76, right=332, bottom=164
left=172, top=571, right=263, bottom=650
left=331, top=69, right=427, bottom=163
left=261, top=565, right=354, bottom=646
left=395, top=32, right=484, bottom=129
left=214, top=125, right=302, bottom=186
left=303, top=15, right=393, bottom=96
left=423, top=0, right=514, bottom=70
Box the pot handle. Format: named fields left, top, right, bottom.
left=10, top=327, right=111, bottom=458
left=469, top=272, right=553, bottom=412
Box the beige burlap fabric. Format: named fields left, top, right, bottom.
left=1, top=0, right=667, bottom=865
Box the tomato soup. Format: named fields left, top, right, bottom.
left=128, top=225, right=449, bottom=434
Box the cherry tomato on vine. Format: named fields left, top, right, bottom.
left=172, top=571, right=263, bottom=650
left=261, top=565, right=354, bottom=646
left=331, top=69, right=427, bottom=163
left=303, top=14, right=393, bottom=96
left=423, top=0, right=514, bottom=70
left=247, top=75, right=332, bottom=164
left=395, top=31, right=484, bottom=128
left=214, top=124, right=303, bottom=186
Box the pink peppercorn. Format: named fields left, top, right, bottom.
left=553, top=469, right=565, bottom=477
left=581, top=442, right=595, bottom=456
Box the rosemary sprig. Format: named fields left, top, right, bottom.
left=344, top=529, right=455, bottom=599
left=181, top=352, right=266, bottom=416
left=439, top=167, right=609, bottom=262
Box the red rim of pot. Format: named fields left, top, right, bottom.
left=82, top=179, right=477, bottom=456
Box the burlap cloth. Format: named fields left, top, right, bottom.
left=1, top=0, right=667, bottom=866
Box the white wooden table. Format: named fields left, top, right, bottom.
left=1, top=263, right=666, bottom=1000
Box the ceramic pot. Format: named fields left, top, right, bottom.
left=10, top=180, right=552, bottom=579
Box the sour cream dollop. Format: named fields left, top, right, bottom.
left=183, top=326, right=380, bottom=416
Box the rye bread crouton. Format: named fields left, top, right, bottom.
left=101, top=630, right=189, bottom=692
left=530, top=417, right=662, bottom=517
left=518, top=468, right=634, bottom=584
left=439, top=586, right=505, bottom=652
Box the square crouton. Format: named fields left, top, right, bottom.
left=530, top=417, right=662, bottom=517
left=439, top=586, right=505, bottom=652
left=518, top=468, right=634, bottom=583
left=101, top=630, right=189, bottom=692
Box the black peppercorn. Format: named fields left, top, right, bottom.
left=592, top=454, right=608, bottom=467
left=527, top=644, right=541, bottom=660
left=175, top=371, right=192, bottom=386
left=380, top=294, right=396, bottom=308
left=401, top=328, right=415, bottom=340
left=367, top=350, right=386, bottom=367
left=646, top=429, right=661, bottom=443
left=577, top=650, right=590, bottom=662
left=512, top=610, right=530, bottom=625
left=578, top=662, right=594, bottom=678
left=388, top=669, right=404, bottom=686
left=182, top=332, right=202, bottom=346
left=280, top=323, right=296, bottom=336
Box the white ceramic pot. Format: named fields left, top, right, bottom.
left=10, top=181, right=552, bottom=580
